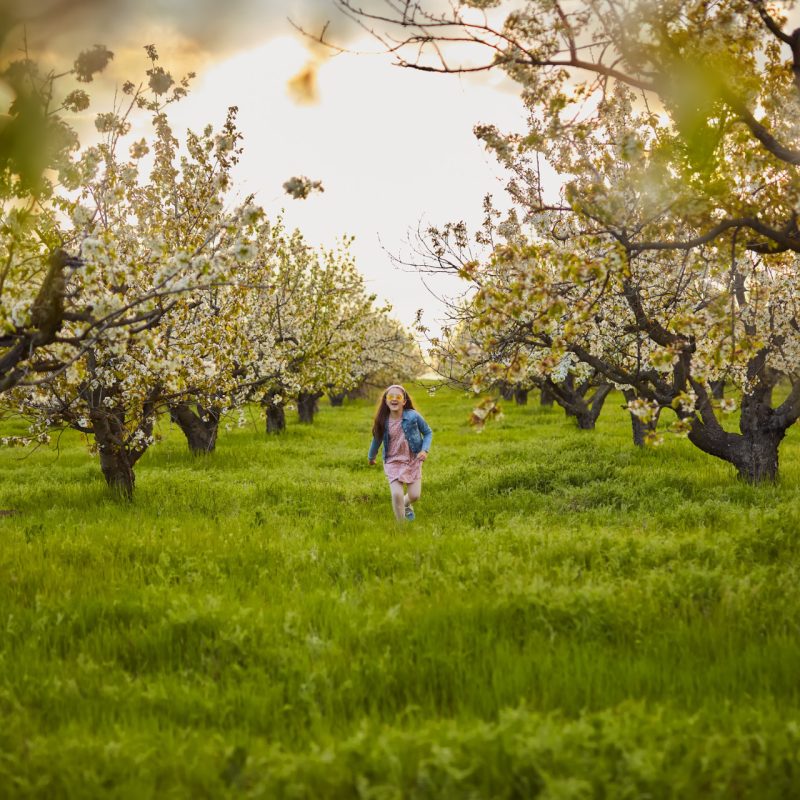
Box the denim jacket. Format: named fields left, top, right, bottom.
left=368, top=409, right=433, bottom=462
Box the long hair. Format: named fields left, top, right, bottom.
left=372, top=385, right=416, bottom=441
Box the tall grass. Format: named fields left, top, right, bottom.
left=1, top=389, right=799, bottom=798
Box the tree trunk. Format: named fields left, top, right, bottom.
left=297, top=391, right=322, bottom=424
left=170, top=403, right=220, bottom=455
left=587, top=384, right=613, bottom=427
left=686, top=385, right=790, bottom=483
left=514, top=388, right=529, bottom=406
left=90, top=409, right=136, bottom=499
left=689, top=423, right=784, bottom=483
left=710, top=380, right=725, bottom=400
left=629, top=411, right=660, bottom=446
left=346, top=383, right=369, bottom=400
left=623, top=390, right=661, bottom=447
left=0, top=250, right=72, bottom=393
left=267, top=404, right=286, bottom=434
left=548, top=380, right=612, bottom=431
left=734, top=433, right=782, bottom=482
left=328, top=392, right=346, bottom=407
left=262, top=391, right=286, bottom=434
left=98, top=447, right=136, bottom=498
left=498, top=381, right=514, bottom=401
left=540, top=385, right=555, bottom=407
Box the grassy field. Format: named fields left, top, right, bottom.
left=1, top=387, right=799, bottom=798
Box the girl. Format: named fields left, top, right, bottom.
left=368, top=384, right=433, bottom=522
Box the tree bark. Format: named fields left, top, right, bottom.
left=262, top=391, right=286, bottom=434
left=514, top=388, right=529, bottom=405
left=573, top=386, right=611, bottom=429
left=98, top=448, right=136, bottom=498
left=170, top=403, right=220, bottom=455
left=623, top=390, right=661, bottom=447
left=297, top=391, right=322, bottom=424
left=629, top=409, right=659, bottom=445
left=346, top=383, right=369, bottom=400
left=90, top=409, right=136, bottom=499
left=734, top=432, right=782, bottom=482
left=267, top=404, right=286, bottom=434
left=497, top=381, right=514, bottom=401
left=0, top=250, right=71, bottom=394
left=545, top=378, right=612, bottom=430
left=688, top=421, right=784, bottom=482
left=328, top=392, right=346, bottom=407
left=539, top=385, right=555, bottom=406
left=685, top=382, right=795, bottom=483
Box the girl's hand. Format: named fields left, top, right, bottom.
left=417, top=451, right=428, bottom=462
left=368, top=459, right=376, bottom=466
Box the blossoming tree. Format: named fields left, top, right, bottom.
left=331, top=0, right=800, bottom=482
left=5, top=81, right=263, bottom=496
left=338, top=314, right=425, bottom=402
left=234, top=220, right=387, bottom=432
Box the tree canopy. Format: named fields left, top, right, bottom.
left=329, top=0, right=800, bottom=482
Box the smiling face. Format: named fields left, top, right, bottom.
left=385, top=388, right=406, bottom=414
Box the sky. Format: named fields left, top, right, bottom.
left=24, top=0, right=537, bottom=336
left=166, top=31, right=529, bottom=335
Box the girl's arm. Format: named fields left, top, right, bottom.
left=417, top=413, right=433, bottom=453
left=367, top=436, right=381, bottom=463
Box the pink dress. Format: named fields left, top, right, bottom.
left=384, top=418, right=422, bottom=484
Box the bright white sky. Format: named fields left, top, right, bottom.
left=38, top=0, right=537, bottom=336
left=168, top=31, right=528, bottom=335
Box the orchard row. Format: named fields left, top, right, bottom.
left=0, top=46, right=422, bottom=497
left=352, top=0, right=800, bottom=485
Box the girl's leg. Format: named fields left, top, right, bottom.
left=404, top=478, right=422, bottom=508
left=389, top=480, right=406, bottom=521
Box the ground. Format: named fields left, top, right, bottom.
left=0, top=388, right=798, bottom=797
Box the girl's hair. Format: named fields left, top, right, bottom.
left=372, top=385, right=416, bottom=441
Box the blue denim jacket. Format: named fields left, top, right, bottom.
left=368, top=409, right=433, bottom=462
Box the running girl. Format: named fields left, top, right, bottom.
left=368, top=384, right=433, bottom=522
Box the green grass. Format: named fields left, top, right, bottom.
left=1, top=388, right=799, bottom=798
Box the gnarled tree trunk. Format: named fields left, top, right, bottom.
left=170, top=403, right=220, bottom=454
left=297, top=391, right=322, bottom=424
left=689, top=420, right=784, bottom=483
left=72, top=362, right=159, bottom=499
left=89, top=405, right=153, bottom=499
left=545, top=377, right=612, bottom=430
left=514, top=388, right=529, bottom=406
left=262, top=390, right=286, bottom=434
left=573, top=386, right=611, bottom=430
left=623, top=390, right=661, bottom=447
left=95, top=435, right=136, bottom=497
left=328, top=391, right=346, bottom=407
left=539, top=385, right=555, bottom=407
left=629, top=408, right=660, bottom=446
left=346, top=382, right=369, bottom=400
left=497, top=381, right=515, bottom=401
left=686, top=382, right=800, bottom=483
left=0, top=249, right=74, bottom=394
